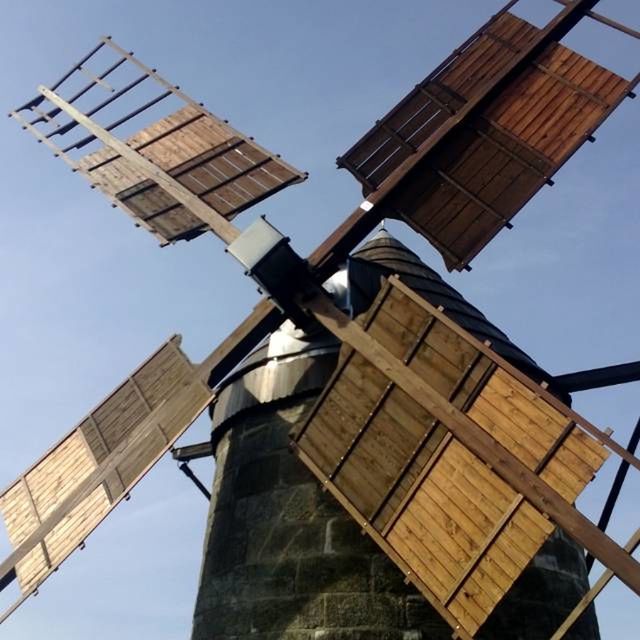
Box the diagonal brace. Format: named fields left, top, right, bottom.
left=38, top=86, right=240, bottom=246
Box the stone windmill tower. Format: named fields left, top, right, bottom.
left=191, top=230, right=599, bottom=640
left=2, top=2, right=640, bottom=639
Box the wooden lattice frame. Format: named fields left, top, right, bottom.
left=293, top=276, right=640, bottom=638
left=0, top=337, right=213, bottom=623
left=337, top=0, right=639, bottom=270
left=10, top=37, right=306, bottom=246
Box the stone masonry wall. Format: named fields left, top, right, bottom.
left=191, top=395, right=599, bottom=640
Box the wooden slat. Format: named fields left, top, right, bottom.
left=338, top=7, right=634, bottom=270
left=294, top=278, right=637, bottom=638
left=40, top=86, right=241, bottom=245
left=0, top=335, right=205, bottom=599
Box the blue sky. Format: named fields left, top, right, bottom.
left=0, top=1, right=638, bottom=638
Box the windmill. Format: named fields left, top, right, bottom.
left=1, top=1, right=640, bottom=638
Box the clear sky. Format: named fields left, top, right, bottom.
left=0, top=1, right=638, bottom=638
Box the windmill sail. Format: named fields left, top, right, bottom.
left=10, top=37, right=306, bottom=246
left=293, top=276, right=615, bottom=637
left=338, top=6, right=638, bottom=271
left=0, top=336, right=212, bottom=622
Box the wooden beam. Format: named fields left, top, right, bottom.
left=358, top=0, right=603, bottom=210
left=443, top=417, right=575, bottom=605
left=300, top=289, right=640, bottom=598
left=171, top=441, right=213, bottom=462
left=552, top=0, right=640, bottom=41
left=294, top=444, right=474, bottom=640
left=550, top=528, right=640, bottom=640
left=329, top=313, right=437, bottom=481
left=9, top=109, right=170, bottom=246
left=20, top=478, right=52, bottom=570
left=370, top=350, right=491, bottom=526
left=390, top=276, right=640, bottom=474
left=38, top=86, right=241, bottom=246
left=467, top=122, right=554, bottom=185
left=328, top=1, right=606, bottom=271
left=0, top=380, right=214, bottom=590
left=433, top=167, right=513, bottom=228
left=100, top=37, right=305, bottom=182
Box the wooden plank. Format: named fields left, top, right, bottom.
left=390, top=277, right=635, bottom=470
left=102, top=37, right=306, bottom=182
left=9, top=111, right=170, bottom=245
left=340, top=5, right=632, bottom=270
left=370, top=355, right=491, bottom=529
left=39, top=86, right=241, bottom=246
left=294, top=446, right=474, bottom=639
left=301, top=289, right=640, bottom=599
left=0, top=378, right=212, bottom=590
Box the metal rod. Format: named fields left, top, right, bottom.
left=8, top=110, right=77, bottom=169
left=51, top=40, right=107, bottom=91
left=585, top=415, right=640, bottom=572
left=554, top=360, right=640, bottom=392
left=62, top=90, right=172, bottom=153
left=12, top=40, right=109, bottom=113
left=30, top=56, right=129, bottom=126
left=178, top=462, right=211, bottom=501
left=0, top=568, right=16, bottom=593
left=50, top=73, right=149, bottom=139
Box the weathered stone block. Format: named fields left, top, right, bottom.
left=297, top=555, right=370, bottom=594
left=192, top=600, right=252, bottom=636
left=251, top=595, right=324, bottom=631
left=247, top=522, right=325, bottom=562
left=235, top=454, right=281, bottom=498
left=313, top=630, right=409, bottom=640
left=280, top=484, right=319, bottom=522
left=315, top=488, right=345, bottom=517
left=405, top=595, right=448, bottom=636
left=372, top=556, right=416, bottom=595
left=325, top=594, right=402, bottom=628
left=281, top=451, right=316, bottom=486
left=325, top=517, right=378, bottom=555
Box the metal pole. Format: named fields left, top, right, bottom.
left=585, top=415, right=640, bottom=572
left=178, top=462, right=211, bottom=501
